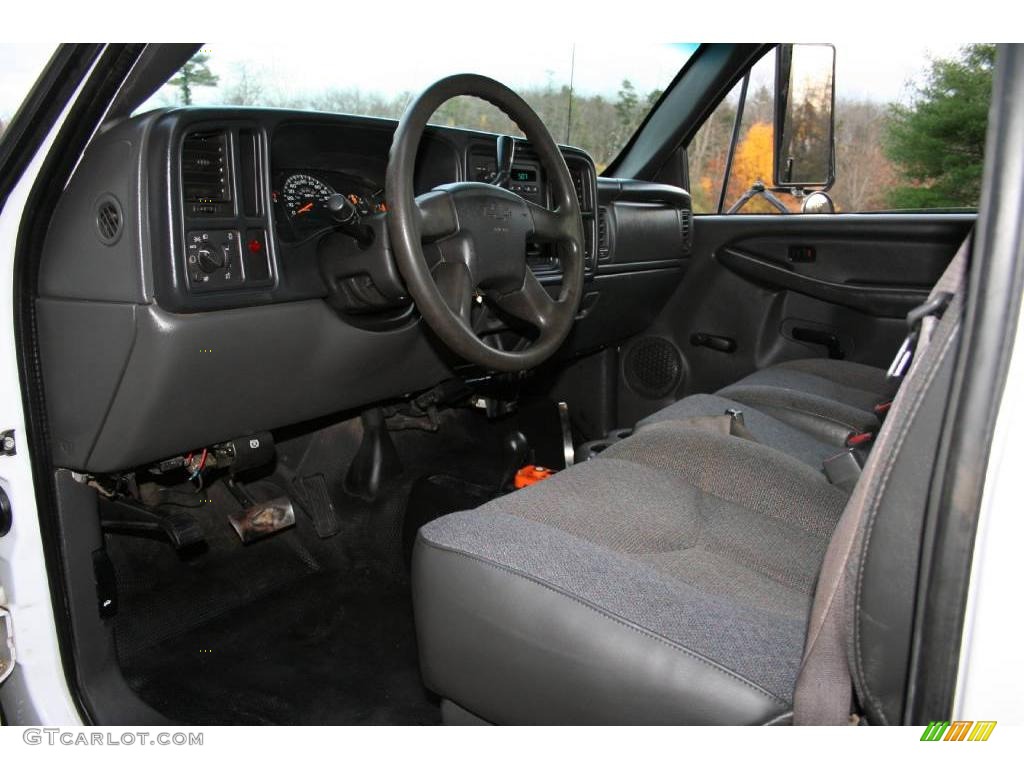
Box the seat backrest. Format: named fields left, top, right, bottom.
left=795, top=238, right=969, bottom=725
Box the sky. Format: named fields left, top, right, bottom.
left=0, top=42, right=967, bottom=121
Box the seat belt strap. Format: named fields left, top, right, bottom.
left=887, top=291, right=954, bottom=382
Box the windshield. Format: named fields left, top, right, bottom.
left=137, top=43, right=699, bottom=171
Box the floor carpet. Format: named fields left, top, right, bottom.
left=108, top=405, right=540, bottom=725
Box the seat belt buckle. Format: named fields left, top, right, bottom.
left=873, top=400, right=893, bottom=416
left=846, top=431, right=874, bottom=448
left=824, top=448, right=864, bottom=490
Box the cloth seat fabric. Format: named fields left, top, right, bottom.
left=718, top=358, right=895, bottom=440
left=636, top=392, right=846, bottom=471
left=413, top=424, right=849, bottom=724
left=639, top=358, right=896, bottom=465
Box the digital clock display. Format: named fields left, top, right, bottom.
left=511, top=168, right=537, bottom=182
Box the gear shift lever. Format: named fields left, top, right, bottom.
left=499, top=430, right=530, bottom=491
left=491, top=134, right=516, bottom=188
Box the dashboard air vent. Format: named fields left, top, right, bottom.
left=95, top=195, right=123, bottom=245
left=182, top=129, right=231, bottom=215
left=238, top=128, right=264, bottom=217
left=569, top=166, right=590, bottom=212
left=679, top=208, right=693, bottom=253
left=597, top=207, right=611, bottom=261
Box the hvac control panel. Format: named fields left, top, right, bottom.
left=186, top=229, right=273, bottom=292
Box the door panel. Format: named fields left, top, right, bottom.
left=716, top=246, right=931, bottom=317
left=620, top=213, right=973, bottom=420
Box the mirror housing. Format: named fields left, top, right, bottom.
left=774, top=44, right=836, bottom=190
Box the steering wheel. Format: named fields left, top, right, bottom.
left=386, top=74, right=585, bottom=372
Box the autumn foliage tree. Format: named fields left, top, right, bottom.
left=724, top=121, right=801, bottom=214
left=728, top=122, right=781, bottom=212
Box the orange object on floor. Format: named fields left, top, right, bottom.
left=514, top=465, right=554, bottom=489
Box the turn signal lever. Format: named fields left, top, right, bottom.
left=326, top=193, right=374, bottom=245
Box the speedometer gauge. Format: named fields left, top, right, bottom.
left=281, top=173, right=335, bottom=218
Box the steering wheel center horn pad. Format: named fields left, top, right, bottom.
left=387, top=73, right=585, bottom=372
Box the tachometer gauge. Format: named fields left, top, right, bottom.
left=281, top=173, right=335, bottom=218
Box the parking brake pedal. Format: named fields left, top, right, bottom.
left=100, top=497, right=205, bottom=551
left=292, top=474, right=341, bottom=538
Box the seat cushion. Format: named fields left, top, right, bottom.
left=413, top=425, right=848, bottom=724
left=637, top=393, right=844, bottom=470
left=719, top=358, right=893, bottom=442
left=774, top=358, right=895, bottom=398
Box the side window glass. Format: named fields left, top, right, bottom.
left=687, top=79, right=741, bottom=213
left=687, top=44, right=994, bottom=214
left=857, top=44, right=994, bottom=211
left=689, top=49, right=794, bottom=215
left=719, top=49, right=785, bottom=213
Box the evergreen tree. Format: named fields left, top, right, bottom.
left=615, top=79, right=639, bottom=143
left=170, top=52, right=219, bottom=106
left=884, top=44, right=995, bottom=209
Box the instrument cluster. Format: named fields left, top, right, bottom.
left=272, top=170, right=386, bottom=241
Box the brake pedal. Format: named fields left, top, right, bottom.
left=292, top=473, right=341, bottom=538
left=227, top=496, right=296, bottom=543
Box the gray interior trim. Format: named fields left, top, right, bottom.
left=53, top=471, right=170, bottom=725
left=717, top=247, right=932, bottom=318
left=38, top=298, right=454, bottom=471
left=106, top=44, right=199, bottom=120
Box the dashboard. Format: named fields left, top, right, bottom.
left=36, top=107, right=693, bottom=472
left=114, top=111, right=613, bottom=318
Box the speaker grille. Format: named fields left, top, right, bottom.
left=624, top=337, right=682, bottom=399
left=95, top=196, right=123, bottom=245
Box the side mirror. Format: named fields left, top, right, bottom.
left=774, top=44, right=836, bottom=190
left=801, top=191, right=835, bottom=214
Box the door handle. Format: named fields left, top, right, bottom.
left=792, top=327, right=845, bottom=359
left=690, top=333, right=737, bottom=353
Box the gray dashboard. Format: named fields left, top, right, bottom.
left=37, top=107, right=692, bottom=472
